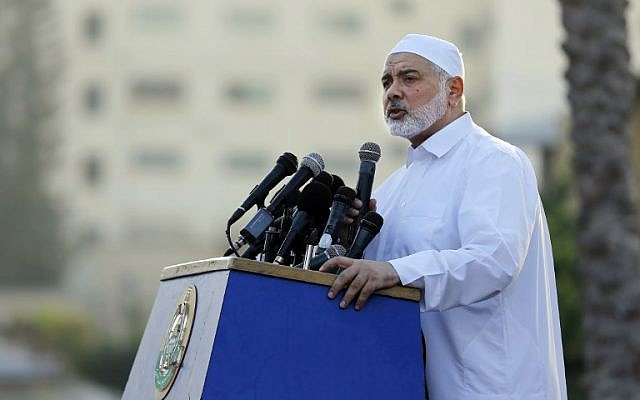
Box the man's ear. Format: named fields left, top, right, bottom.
left=447, top=77, right=464, bottom=108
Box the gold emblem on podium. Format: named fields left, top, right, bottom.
left=154, top=284, right=197, bottom=400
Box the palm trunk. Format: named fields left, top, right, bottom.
left=560, top=0, right=640, bottom=398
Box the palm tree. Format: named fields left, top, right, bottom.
left=559, top=0, right=640, bottom=398
left=0, top=0, right=65, bottom=285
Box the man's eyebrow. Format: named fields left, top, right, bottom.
left=397, top=68, right=421, bottom=76
left=381, top=68, right=421, bottom=81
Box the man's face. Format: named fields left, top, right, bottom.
left=381, top=52, right=447, bottom=139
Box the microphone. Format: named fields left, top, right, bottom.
left=274, top=182, right=332, bottom=265
left=330, top=174, right=345, bottom=196
left=345, top=211, right=384, bottom=259
left=227, top=152, right=298, bottom=226
left=355, top=142, right=381, bottom=218
left=238, top=153, right=325, bottom=246
left=345, top=143, right=381, bottom=245
left=313, top=171, right=333, bottom=189
left=266, top=153, right=324, bottom=215
left=318, top=186, right=357, bottom=250
left=296, top=244, right=346, bottom=270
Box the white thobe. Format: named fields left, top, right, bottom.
left=364, top=113, right=567, bottom=400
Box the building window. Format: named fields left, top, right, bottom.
left=225, top=8, right=275, bottom=32
left=83, top=155, right=102, bottom=187
left=313, top=80, right=365, bottom=103
left=387, top=0, right=414, bottom=16
left=458, top=23, right=490, bottom=50
left=132, top=149, right=183, bottom=171
left=225, top=82, right=273, bottom=105
left=133, top=6, right=184, bottom=31
left=319, top=12, right=363, bottom=34
left=79, top=225, right=101, bottom=247
left=225, top=152, right=269, bottom=174
left=125, top=219, right=191, bottom=244
left=130, top=79, right=183, bottom=104
left=83, top=10, right=104, bottom=43
left=83, top=83, right=104, bottom=114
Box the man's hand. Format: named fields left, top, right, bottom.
left=343, top=198, right=377, bottom=225
left=319, top=257, right=400, bottom=310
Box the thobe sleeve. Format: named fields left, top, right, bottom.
left=389, top=150, right=538, bottom=311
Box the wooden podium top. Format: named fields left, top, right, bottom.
left=160, top=257, right=421, bottom=302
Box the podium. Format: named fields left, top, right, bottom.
left=122, top=257, right=425, bottom=400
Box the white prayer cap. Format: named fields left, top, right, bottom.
left=388, top=34, right=464, bottom=79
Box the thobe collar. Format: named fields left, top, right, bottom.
left=405, top=112, right=472, bottom=167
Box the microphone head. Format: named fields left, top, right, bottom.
left=326, top=244, right=347, bottom=258
left=361, top=211, right=384, bottom=233
left=301, top=152, right=325, bottom=177
left=313, top=171, right=333, bottom=188
left=297, top=181, right=333, bottom=214
left=268, top=185, right=300, bottom=212
left=284, top=189, right=300, bottom=209
left=330, top=174, right=345, bottom=195
left=334, top=186, right=356, bottom=204
left=277, top=152, right=298, bottom=175
left=358, top=142, right=381, bottom=162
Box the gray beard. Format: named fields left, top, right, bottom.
left=386, top=89, right=448, bottom=139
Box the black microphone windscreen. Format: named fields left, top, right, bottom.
left=298, top=182, right=333, bottom=214
left=335, top=186, right=356, bottom=203
left=315, top=206, right=331, bottom=228
left=274, top=182, right=332, bottom=265
left=268, top=186, right=299, bottom=217
left=313, top=171, right=333, bottom=188
left=330, top=174, right=345, bottom=195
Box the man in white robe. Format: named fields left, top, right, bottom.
left=321, top=34, right=567, bottom=400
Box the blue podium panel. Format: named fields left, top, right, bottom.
left=203, top=270, right=425, bottom=400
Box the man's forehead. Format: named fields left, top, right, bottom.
left=383, top=52, right=431, bottom=74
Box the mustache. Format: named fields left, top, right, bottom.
left=385, top=101, right=410, bottom=115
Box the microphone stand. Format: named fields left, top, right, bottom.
left=301, top=244, right=316, bottom=269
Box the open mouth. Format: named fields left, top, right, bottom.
left=387, top=108, right=407, bottom=120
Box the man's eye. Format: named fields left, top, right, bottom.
left=405, top=76, right=416, bottom=82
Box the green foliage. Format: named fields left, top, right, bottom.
left=6, top=306, right=143, bottom=391
left=8, top=307, right=97, bottom=357
left=74, top=338, right=140, bottom=390
left=542, top=174, right=585, bottom=398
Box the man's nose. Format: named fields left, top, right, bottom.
left=386, top=81, right=403, bottom=100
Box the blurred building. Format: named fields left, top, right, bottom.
left=53, top=0, right=568, bottom=335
